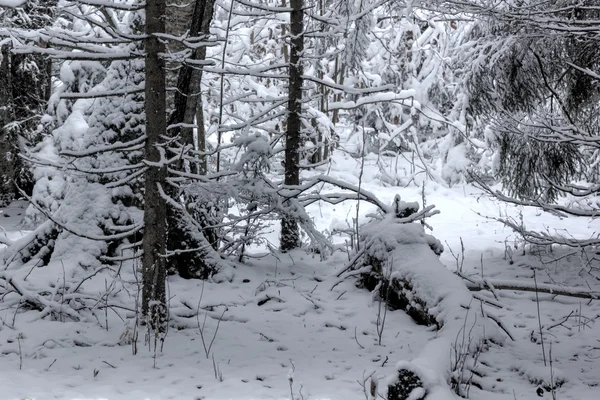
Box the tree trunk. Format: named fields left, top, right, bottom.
left=168, top=0, right=214, bottom=155
left=280, top=0, right=289, bottom=64
left=280, top=0, right=304, bottom=251
left=142, top=0, right=168, bottom=330
left=165, top=0, right=194, bottom=113
left=166, top=0, right=218, bottom=279
left=0, top=43, right=52, bottom=199
left=0, top=44, right=14, bottom=199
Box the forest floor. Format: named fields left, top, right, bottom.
left=0, top=145, right=599, bottom=400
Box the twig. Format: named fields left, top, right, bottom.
left=547, top=311, right=574, bottom=331
left=45, top=358, right=57, bottom=371
left=354, top=327, right=365, bottom=349
left=335, top=249, right=365, bottom=277
left=288, top=360, right=296, bottom=400
left=533, top=270, right=547, bottom=367
left=355, top=121, right=367, bottom=251
left=483, top=308, right=515, bottom=341
left=331, top=266, right=371, bottom=290
left=357, top=370, right=376, bottom=400
left=17, top=333, right=23, bottom=370
left=196, top=281, right=227, bottom=358
left=212, top=354, right=223, bottom=382
left=102, top=360, right=117, bottom=369
left=549, top=344, right=557, bottom=400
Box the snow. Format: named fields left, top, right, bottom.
left=1, top=18, right=600, bottom=398
left=0, top=0, right=26, bottom=7
left=0, top=0, right=598, bottom=398
left=441, top=143, right=471, bottom=185
left=2, top=137, right=600, bottom=399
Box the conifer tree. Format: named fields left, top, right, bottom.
left=449, top=0, right=600, bottom=246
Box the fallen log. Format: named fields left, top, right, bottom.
left=355, top=209, right=507, bottom=400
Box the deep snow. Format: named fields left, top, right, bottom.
left=0, top=147, right=599, bottom=400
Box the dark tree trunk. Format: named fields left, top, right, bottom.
left=0, top=1, right=55, bottom=199
left=168, top=0, right=214, bottom=161
left=166, top=0, right=218, bottom=279
left=280, top=0, right=304, bottom=251
left=0, top=48, right=52, bottom=198
left=0, top=44, right=14, bottom=199
left=142, top=0, right=168, bottom=330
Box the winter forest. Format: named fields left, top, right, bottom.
left=0, top=0, right=598, bottom=399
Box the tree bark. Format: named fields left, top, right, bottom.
left=142, top=0, right=168, bottom=329
left=280, top=0, right=304, bottom=251
left=168, top=0, right=214, bottom=156
left=0, top=44, right=14, bottom=199
left=165, top=0, right=194, bottom=113
left=166, top=0, right=218, bottom=279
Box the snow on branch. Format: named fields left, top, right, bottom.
left=304, top=75, right=395, bottom=95
left=59, top=86, right=145, bottom=99
left=11, top=46, right=140, bottom=60
left=76, top=0, right=145, bottom=11
left=492, top=216, right=600, bottom=248
left=328, top=91, right=417, bottom=111
left=59, top=135, right=147, bottom=157
left=474, top=176, right=600, bottom=219
left=0, top=232, right=13, bottom=247
left=19, top=188, right=144, bottom=243
left=287, top=175, right=391, bottom=213
left=459, top=273, right=600, bottom=300
left=566, top=62, right=600, bottom=80
left=21, top=154, right=145, bottom=175
left=233, top=0, right=291, bottom=14
left=542, top=178, right=600, bottom=198
left=0, top=0, right=25, bottom=7
left=491, top=110, right=600, bottom=149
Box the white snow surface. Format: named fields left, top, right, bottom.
left=1, top=141, right=600, bottom=400
left=0, top=0, right=27, bottom=7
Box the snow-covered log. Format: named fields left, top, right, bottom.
left=356, top=204, right=506, bottom=399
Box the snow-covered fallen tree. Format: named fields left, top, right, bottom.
left=348, top=196, right=508, bottom=399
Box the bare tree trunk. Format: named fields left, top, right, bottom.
left=196, top=97, right=208, bottom=175
left=332, top=57, right=345, bottom=125
left=142, top=0, right=168, bottom=329
left=166, top=0, right=219, bottom=279
left=0, top=44, right=14, bottom=199
left=280, top=0, right=304, bottom=251
left=165, top=0, right=194, bottom=113
left=168, top=0, right=214, bottom=151
left=280, top=0, right=289, bottom=64
left=0, top=35, right=53, bottom=199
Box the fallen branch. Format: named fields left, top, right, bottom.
left=0, top=225, right=13, bottom=247
left=331, top=266, right=372, bottom=291
left=459, top=273, right=600, bottom=300
left=335, top=249, right=365, bottom=277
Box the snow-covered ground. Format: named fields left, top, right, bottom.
left=0, top=145, right=599, bottom=400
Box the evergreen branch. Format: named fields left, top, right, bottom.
left=16, top=187, right=144, bottom=243
left=60, top=136, right=147, bottom=157
left=473, top=176, right=599, bottom=219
